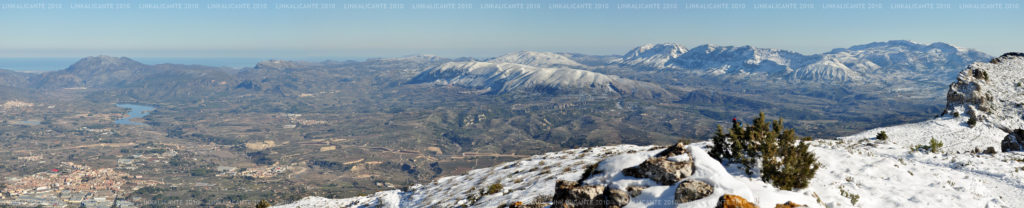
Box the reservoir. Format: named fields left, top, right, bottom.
left=115, top=104, right=155, bottom=125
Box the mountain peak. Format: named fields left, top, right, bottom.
left=67, top=55, right=145, bottom=72
left=839, top=40, right=971, bottom=53
left=488, top=51, right=584, bottom=68
left=254, top=59, right=313, bottom=70
left=615, top=43, right=688, bottom=69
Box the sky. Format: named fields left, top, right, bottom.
left=1, top=0, right=1022, bottom=60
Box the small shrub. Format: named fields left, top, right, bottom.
left=840, top=187, right=860, bottom=205
left=484, top=183, right=503, bottom=195
left=876, top=131, right=888, bottom=141
left=929, top=138, right=944, bottom=153
left=912, top=138, right=944, bottom=153
left=968, top=117, right=978, bottom=127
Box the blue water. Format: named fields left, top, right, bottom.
left=115, top=104, right=155, bottom=125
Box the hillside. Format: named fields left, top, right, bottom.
left=276, top=53, right=1024, bottom=208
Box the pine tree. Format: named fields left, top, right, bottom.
left=710, top=125, right=731, bottom=161
left=710, top=112, right=820, bottom=190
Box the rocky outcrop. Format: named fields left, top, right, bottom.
left=552, top=180, right=629, bottom=208
left=716, top=194, right=758, bottom=208
left=943, top=52, right=1024, bottom=131
left=1002, top=129, right=1024, bottom=152
left=655, top=142, right=689, bottom=157
left=774, top=201, right=807, bottom=208
left=622, top=157, right=694, bottom=185
left=674, top=179, right=713, bottom=203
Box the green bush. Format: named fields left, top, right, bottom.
left=484, top=183, right=503, bottom=195
left=710, top=112, right=820, bottom=190
left=912, top=138, right=944, bottom=153
left=968, top=117, right=978, bottom=127
left=256, top=200, right=270, bottom=208
left=876, top=131, right=888, bottom=141
left=930, top=138, right=944, bottom=153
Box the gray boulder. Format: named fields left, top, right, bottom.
left=675, top=179, right=714, bottom=203
left=1002, top=129, right=1024, bottom=152
left=622, top=157, right=694, bottom=185
left=552, top=180, right=630, bottom=208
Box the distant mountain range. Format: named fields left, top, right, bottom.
left=0, top=40, right=990, bottom=98
left=611, top=40, right=990, bottom=82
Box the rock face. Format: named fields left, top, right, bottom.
left=622, top=157, right=694, bottom=185
left=716, top=194, right=758, bottom=208
left=552, top=180, right=629, bottom=208
left=1002, top=129, right=1024, bottom=152
left=674, top=179, right=714, bottom=203
left=943, top=52, right=1024, bottom=131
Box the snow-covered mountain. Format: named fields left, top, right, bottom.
left=278, top=52, right=1024, bottom=208
left=674, top=44, right=813, bottom=75
left=614, top=41, right=991, bottom=83
left=613, top=43, right=688, bottom=69
left=820, top=40, right=991, bottom=82
left=408, top=61, right=672, bottom=98
left=487, top=51, right=585, bottom=68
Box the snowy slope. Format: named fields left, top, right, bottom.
left=276, top=135, right=1024, bottom=208
left=613, top=43, right=689, bottom=69
left=487, top=51, right=585, bottom=68
left=275, top=144, right=820, bottom=208
left=673, top=44, right=810, bottom=75
left=408, top=61, right=672, bottom=98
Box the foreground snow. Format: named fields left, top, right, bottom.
left=810, top=117, right=1024, bottom=207
left=275, top=144, right=819, bottom=208
left=276, top=117, right=1024, bottom=208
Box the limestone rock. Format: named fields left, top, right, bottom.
left=716, top=194, right=758, bottom=208
left=551, top=180, right=629, bottom=208
left=622, top=157, right=694, bottom=185
left=675, top=179, right=714, bottom=203
left=656, top=142, right=688, bottom=157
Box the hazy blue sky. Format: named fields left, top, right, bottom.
left=1, top=0, right=1021, bottom=59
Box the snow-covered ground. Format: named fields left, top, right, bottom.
left=276, top=129, right=1024, bottom=208
left=808, top=116, right=1024, bottom=208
